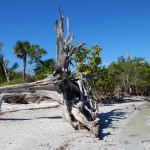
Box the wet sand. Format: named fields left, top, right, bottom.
left=118, top=103, right=150, bottom=150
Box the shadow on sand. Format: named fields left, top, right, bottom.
left=36, top=116, right=62, bottom=119
left=97, top=109, right=126, bottom=140
left=0, top=118, right=31, bottom=121
left=0, top=116, right=62, bottom=121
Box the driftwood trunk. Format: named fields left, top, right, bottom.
left=52, top=8, right=99, bottom=136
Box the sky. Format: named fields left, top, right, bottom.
left=0, top=0, right=150, bottom=72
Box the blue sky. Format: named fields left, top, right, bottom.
left=0, top=0, right=150, bottom=72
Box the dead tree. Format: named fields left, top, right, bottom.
left=0, top=8, right=99, bottom=137
left=53, top=7, right=99, bottom=136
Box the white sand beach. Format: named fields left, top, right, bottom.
left=0, top=95, right=150, bottom=150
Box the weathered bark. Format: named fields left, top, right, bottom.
left=0, top=75, right=59, bottom=93
left=0, top=80, right=62, bottom=111
left=0, top=75, right=61, bottom=111
left=53, top=8, right=99, bottom=136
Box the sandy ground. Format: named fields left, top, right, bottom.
left=0, top=97, right=150, bottom=150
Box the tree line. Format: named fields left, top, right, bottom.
left=0, top=41, right=55, bottom=84
left=73, top=45, right=150, bottom=99
left=0, top=41, right=150, bottom=98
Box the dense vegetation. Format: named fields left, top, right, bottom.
left=0, top=41, right=150, bottom=99
left=73, top=44, right=150, bottom=99
left=108, top=56, right=150, bottom=96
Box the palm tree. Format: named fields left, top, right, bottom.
left=13, top=41, right=30, bottom=81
